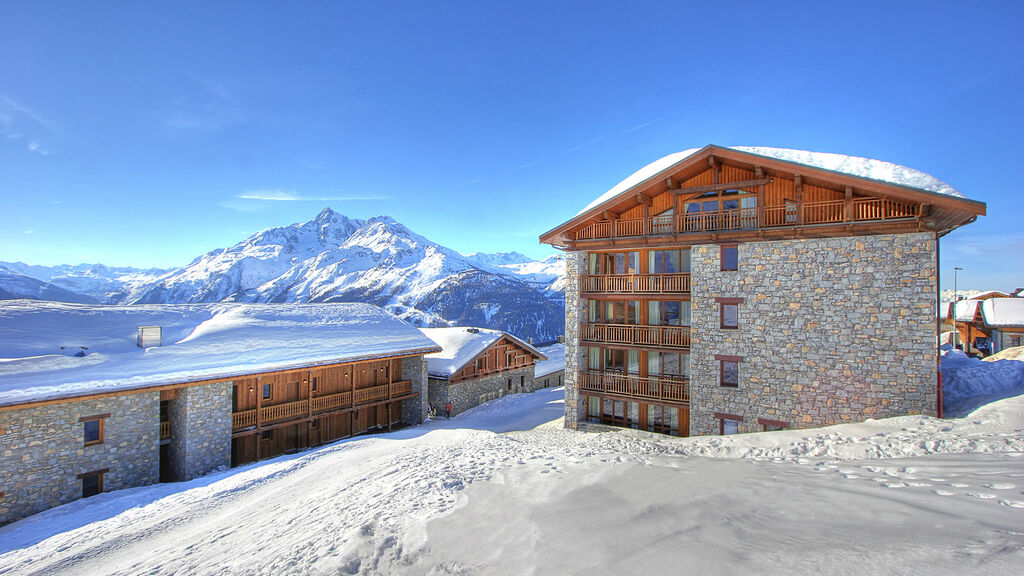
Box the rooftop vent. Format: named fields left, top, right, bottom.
left=465, top=328, right=479, bottom=334
left=138, top=326, right=162, bottom=348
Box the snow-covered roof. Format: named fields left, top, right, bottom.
left=576, top=145, right=963, bottom=217
left=0, top=301, right=441, bottom=407
left=954, top=299, right=982, bottom=323
left=967, top=290, right=1009, bottom=300
left=939, top=301, right=953, bottom=320
left=535, top=343, right=565, bottom=378
left=980, top=298, right=1024, bottom=328
left=419, top=327, right=546, bottom=378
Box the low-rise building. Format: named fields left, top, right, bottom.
left=535, top=343, right=566, bottom=389
left=980, top=298, right=1024, bottom=354
left=420, top=327, right=546, bottom=417
left=0, top=301, right=440, bottom=525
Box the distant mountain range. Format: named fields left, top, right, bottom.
left=0, top=209, right=566, bottom=343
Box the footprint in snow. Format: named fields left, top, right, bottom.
left=984, top=483, right=1015, bottom=490
left=967, top=493, right=997, bottom=500
left=1000, top=500, right=1024, bottom=508
left=949, top=483, right=969, bottom=488
left=934, top=490, right=954, bottom=496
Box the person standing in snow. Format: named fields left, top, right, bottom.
left=446, top=402, right=452, bottom=419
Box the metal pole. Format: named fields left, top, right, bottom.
left=953, top=267, right=962, bottom=351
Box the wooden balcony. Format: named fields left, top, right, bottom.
left=579, top=371, right=690, bottom=404
left=160, top=421, right=171, bottom=440
left=574, top=198, right=916, bottom=240
left=581, top=273, right=690, bottom=294
left=231, top=380, right=413, bottom=431
left=580, top=323, right=690, bottom=349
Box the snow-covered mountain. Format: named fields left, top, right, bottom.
left=0, top=267, right=99, bottom=304
left=122, top=209, right=564, bottom=343
left=4, top=210, right=566, bottom=342
left=0, top=262, right=167, bottom=304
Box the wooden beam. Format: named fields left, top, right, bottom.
left=636, top=193, right=652, bottom=206
left=795, top=174, right=804, bottom=226
left=755, top=166, right=765, bottom=227
left=669, top=178, right=772, bottom=196
left=844, top=186, right=853, bottom=222
left=665, top=176, right=675, bottom=189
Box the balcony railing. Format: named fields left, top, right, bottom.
left=231, top=380, right=413, bottom=431
left=580, top=323, right=690, bottom=349
left=579, top=371, right=690, bottom=404
left=574, top=198, right=916, bottom=240
left=581, top=273, right=690, bottom=294
left=160, top=421, right=171, bottom=440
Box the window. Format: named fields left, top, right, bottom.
left=716, top=355, right=742, bottom=387
left=80, top=414, right=108, bottom=446
left=716, top=297, right=742, bottom=329
left=647, top=404, right=680, bottom=435
left=262, top=383, right=272, bottom=400
left=721, top=304, right=738, bottom=329
left=716, top=412, right=742, bottom=435
left=648, top=300, right=687, bottom=326
left=758, top=418, right=789, bottom=432
left=78, top=469, right=107, bottom=498
left=310, top=419, right=319, bottom=430
left=507, top=378, right=512, bottom=391
left=721, top=245, right=738, bottom=271
left=476, top=357, right=487, bottom=372
left=520, top=375, right=525, bottom=388
left=311, top=377, right=319, bottom=392
left=648, top=248, right=691, bottom=274
left=261, top=430, right=273, bottom=441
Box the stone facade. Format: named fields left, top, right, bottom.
left=401, top=356, right=429, bottom=425
left=428, top=364, right=537, bottom=417
left=688, top=232, right=938, bottom=435
left=167, top=382, right=232, bottom=481
left=0, top=391, right=160, bottom=525
left=563, top=251, right=585, bottom=429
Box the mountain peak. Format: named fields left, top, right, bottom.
left=314, top=207, right=340, bottom=223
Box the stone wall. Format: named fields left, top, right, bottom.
left=0, top=391, right=160, bottom=525
left=563, top=251, right=585, bottom=429
left=431, top=365, right=537, bottom=417
left=536, top=370, right=565, bottom=389
left=167, top=382, right=232, bottom=481
left=689, top=232, right=938, bottom=435
left=401, top=356, right=429, bottom=424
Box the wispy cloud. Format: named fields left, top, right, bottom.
left=162, top=76, right=245, bottom=132
left=0, top=94, right=57, bottom=155
left=236, top=189, right=391, bottom=202
left=23, top=229, right=34, bottom=234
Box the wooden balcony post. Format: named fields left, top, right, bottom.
left=844, top=186, right=853, bottom=222
left=755, top=166, right=765, bottom=227
left=255, top=377, right=263, bottom=430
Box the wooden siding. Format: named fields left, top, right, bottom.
left=450, top=336, right=541, bottom=383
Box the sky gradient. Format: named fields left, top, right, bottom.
left=2, top=1, right=1022, bottom=291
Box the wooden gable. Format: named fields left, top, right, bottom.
left=540, top=145, right=986, bottom=248
left=450, top=335, right=544, bottom=383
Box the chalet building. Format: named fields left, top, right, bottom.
left=950, top=291, right=1009, bottom=355
left=540, top=145, right=985, bottom=436
left=420, top=327, right=547, bottom=417
left=0, top=301, right=440, bottom=526
left=980, top=298, right=1024, bottom=354
left=535, top=343, right=566, bottom=389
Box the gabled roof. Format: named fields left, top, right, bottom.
left=419, top=327, right=546, bottom=379
left=541, top=145, right=986, bottom=245
left=0, top=301, right=441, bottom=407
left=954, top=299, right=983, bottom=323
left=980, top=298, right=1024, bottom=328
left=967, top=290, right=1009, bottom=300
left=535, top=343, right=565, bottom=378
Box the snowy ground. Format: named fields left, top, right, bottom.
left=2, top=360, right=1024, bottom=574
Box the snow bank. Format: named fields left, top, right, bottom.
left=941, top=349, right=1024, bottom=416
left=0, top=300, right=440, bottom=406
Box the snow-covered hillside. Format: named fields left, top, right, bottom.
left=0, top=262, right=167, bottom=303
left=5, top=210, right=567, bottom=344
left=0, top=267, right=99, bottom=304
left=2, top=353, right=1023, bottom=575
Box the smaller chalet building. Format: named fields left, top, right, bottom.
left=535, top=343, right=566, bottom=389
left=420, top=327, right=547, bottom=417
left=981, top=298, right=1024, bottom=354
left=0, top=301, right=440, bottom=526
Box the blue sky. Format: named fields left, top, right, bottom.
left=1, top=1, right=1021, bottom=291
